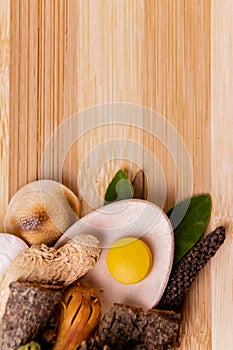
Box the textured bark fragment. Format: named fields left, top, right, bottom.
left=98, top=304, right=181, bottom=350
left=0, top=281, right=62, bottom=350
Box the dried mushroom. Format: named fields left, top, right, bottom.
left=4, top=180, right=81, bottom=246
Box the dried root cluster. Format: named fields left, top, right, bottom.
left=0, top=234, right=101, bottom=350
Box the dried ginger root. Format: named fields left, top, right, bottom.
left=0, top=234, right=101, bottom=321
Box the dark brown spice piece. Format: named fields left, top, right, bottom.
left=77, top=305, right=180, bottom=350
left=0, top=281, right=62, bottom=350
left=97, top=304, right=181, bottom=350
left=132, top=170, right=148, bottom=200
left=158, top=226, right=226, bottom=310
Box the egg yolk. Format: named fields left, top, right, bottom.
left=106, top=237, right=152, bottom=284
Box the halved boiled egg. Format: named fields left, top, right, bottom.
left=55, top=199, right=174, bottom=313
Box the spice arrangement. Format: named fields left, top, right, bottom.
left=0, top=171, right=226, bottom=349
left=60, top=199, right=174, bottom=313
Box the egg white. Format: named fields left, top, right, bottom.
left=56, top=199, right=174, bottom=313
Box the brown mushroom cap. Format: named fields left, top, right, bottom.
left=4, top=180, right=81, bottom=246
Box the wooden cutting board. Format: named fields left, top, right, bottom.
left=0, top=1, right=232, bottom=349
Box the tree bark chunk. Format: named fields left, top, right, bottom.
left=0, top=281, right=62, bottom=350
left=98, top=304, right=181, bottom=350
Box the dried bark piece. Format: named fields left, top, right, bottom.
left=0, top=233, right=101, bottom=320
left=98, top=304, right=181, bottom=350
left=132, top=170, right=148, bottom=200
left=134, top=309, right=180, bottom=350
left=158, top=226, right=226, bottom=310
left=0, top=281, right=62, bottom=350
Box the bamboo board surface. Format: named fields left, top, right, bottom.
left=0, top=0, right=233, bottom=349
left=0, top=0, right=9, bottom=229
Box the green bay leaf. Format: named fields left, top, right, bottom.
left=104, top=170, right=133, bottom=205
left=167, top=194, right=212, bottom=264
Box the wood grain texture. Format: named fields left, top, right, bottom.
left=0, top=0, right=10, bottom=231
left=2, top=0, right=232, bottom=348
left=10, top=0, right=39, bottom=195
left=211, top=1, right=233, bottom=349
